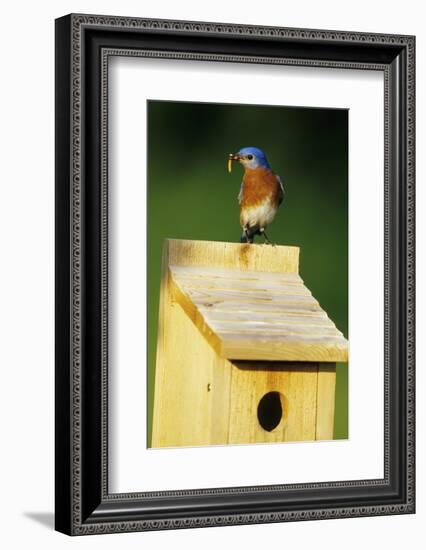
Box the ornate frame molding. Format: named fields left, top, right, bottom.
left=55, top=14, right=415, bottom=535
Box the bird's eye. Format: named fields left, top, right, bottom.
left=247, top=154, right=253, bottom=160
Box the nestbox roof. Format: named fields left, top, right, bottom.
left=167, top=240, right=348, bottom=363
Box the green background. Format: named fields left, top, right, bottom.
left=147, top=100, right=348, bottom=446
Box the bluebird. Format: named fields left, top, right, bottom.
left=228, top=147, right=284, bottom=244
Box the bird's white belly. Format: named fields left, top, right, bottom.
left=241, top=200, right=277, bottom=230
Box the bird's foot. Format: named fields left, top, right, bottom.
left=262, top=230, right=275, bottom=246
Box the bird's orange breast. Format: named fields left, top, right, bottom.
left=240, top=168, right=282, bottom=209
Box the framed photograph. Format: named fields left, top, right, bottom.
left=55, top=14, right=415, bottom=535
left=147, top=101, right=349, bottom=451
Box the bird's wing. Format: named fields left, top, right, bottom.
left=277, top=175, right=285, bottom=206
left=238, top=180, right=244, bottom=204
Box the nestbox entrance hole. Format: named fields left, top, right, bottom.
left=257, top=391, right=285, bottom=432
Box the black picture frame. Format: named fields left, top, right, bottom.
left=55, top=13, right=415, bottom=535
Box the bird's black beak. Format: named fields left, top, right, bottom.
left=227, top=153, right=240, bottom=173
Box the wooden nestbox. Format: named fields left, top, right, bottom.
left=152, top=239, right=348, bottom=448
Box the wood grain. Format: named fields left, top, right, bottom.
left=152, top=240, right=342, bottom=447
left=152, top=245, right=232, bottom=447
left=167, top=240, right=348, bottom=363
left=228, top=362, right=318, bottom=444
left=167, top=239, right=300, bottom=273
left=315, top=365, right=337, bottom=440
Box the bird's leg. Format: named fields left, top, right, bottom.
left=240, top=228, right=252, bottom=244
left=260, top=228, right=275, bottom=246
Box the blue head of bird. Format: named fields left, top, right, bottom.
left=228, top=146, right=270, bottom=172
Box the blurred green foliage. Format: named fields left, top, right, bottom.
left=147, top=100, right=348, bottom=446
